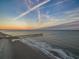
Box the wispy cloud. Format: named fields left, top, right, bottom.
left=41, top=0, right=70, bottom=9
left=54, top=0, right=68, bottom=6
left=33, top=7, right=79, bottom=29
left=63, top=8, right=79, bottom=20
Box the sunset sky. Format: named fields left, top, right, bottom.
left=0, top=0, right=79, bottom=30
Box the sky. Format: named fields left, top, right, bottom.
left=0, top=0, right=79, bottom=30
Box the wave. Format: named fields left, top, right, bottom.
left=19, top=38, right=78, bottom=59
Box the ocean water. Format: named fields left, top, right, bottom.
left=1, top=30, right=79, bottom=59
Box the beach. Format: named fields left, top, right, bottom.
left=12, top=40, right=50, bottom=59
left=0, top=39, right=51, bottom=59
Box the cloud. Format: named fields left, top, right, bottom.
left=12, top=0, right=79, bottom=29
left=63, top=8, right=79, bottom=20
left=14, top=0, right=50, bottom=20
left=33, top=7, right=79, bottom=29
left=54, top=0, right=67, bottom=6
left=41, top=0, right=70, bottom=9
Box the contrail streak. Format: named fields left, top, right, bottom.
left=24, top=0, right=33, bottom=9
left=14, top=0, right=50, bottom=20
left=24, top=0, right=41, bottom=23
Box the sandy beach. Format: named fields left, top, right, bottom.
left=10, top=40, right=50, bottom=59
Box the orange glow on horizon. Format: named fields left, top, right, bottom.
left=0, top=25, right=32, bottom=30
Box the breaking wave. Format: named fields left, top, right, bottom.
left=19, top=38, right=78, bottom=59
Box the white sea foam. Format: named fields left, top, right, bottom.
left=19, top=38, right=75, bottom=59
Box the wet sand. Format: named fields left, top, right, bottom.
left=11, top=41, right=50, bottom=59
left=0, top=39, right=51, bottom=59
